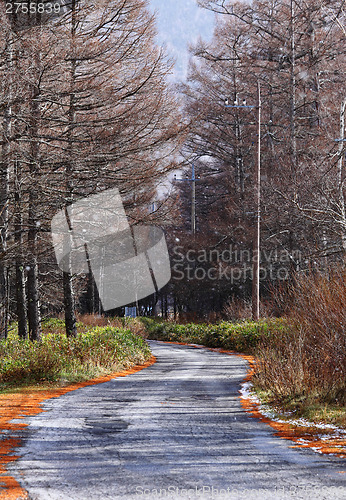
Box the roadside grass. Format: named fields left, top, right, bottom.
left=252, top=324, right=346, bottom=426
left=252, top=270, right=346, bottom=428
left=41, top=315, right=147, bottom=337
left=0, top=318, right=151, bottom=393
left=140, top=316, right=286, bottom=352
left=253, top=388, right=346, bottom=429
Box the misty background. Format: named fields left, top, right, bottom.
left=149, top=0, right=215, bottom=81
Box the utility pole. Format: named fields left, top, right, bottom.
left=191, top=164, right=196, bottom=235
left=174, top=164, right=198, bottom=235
left=224, top=81, right=261, bottom=320
left=252, top=81, right=261, bottom=321
left=335, top=99, right=346, bottom=260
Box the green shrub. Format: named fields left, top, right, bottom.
left=0, top=325, right=151, bottom=388
left=140, top=317, right=286, bottom=353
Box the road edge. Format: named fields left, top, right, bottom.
left=0, top=355, right=157, bottom=500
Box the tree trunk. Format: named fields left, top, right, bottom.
left=62, top=0, right=78, bottom=337
left=289, top=0, right=297, bottom=177
left=337, top=99, right=346, bottom=259
left=27, top=46, right=41, bottom=342
left=16, top=263, right=27, bottom=338
left=27, top=205, right=41, bottom=341
left=0, top=36, right=12, bottom=339
left=63, top=271, right=77, bottom=337
left=14, top=161, right=28, bottom=339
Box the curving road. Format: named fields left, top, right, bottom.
left=9, top=341, right=346, bottom=499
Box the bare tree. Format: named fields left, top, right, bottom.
left=174, top=0, right=346, bottom=316
left=0, top=0, right=187, bottom=334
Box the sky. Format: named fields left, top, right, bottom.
left=148, top=0, right=216, bottom=82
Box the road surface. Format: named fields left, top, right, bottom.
left=9, top=341, right=346, bottom=499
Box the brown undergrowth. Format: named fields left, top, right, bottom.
left=253, top=270, right=346, bottom=424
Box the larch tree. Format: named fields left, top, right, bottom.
left=0, top=0, right=186, bottom=336
left=194, top=0, right=346, bottom=261
left=172, top=0, right=346, bottom=314
left=0, top=21, right=12, bottom=338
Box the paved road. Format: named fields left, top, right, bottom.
left=9, top=341, right=346, bottom=499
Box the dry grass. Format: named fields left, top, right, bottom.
left=222, top=297, right=273, bottom=322
left=76, top=313, right=122, bottom=328
left=254, top=269, right=346, bottom=409
left=222, top=298, right=252, bottom=321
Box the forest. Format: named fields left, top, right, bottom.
left=0, top=0, right=345, bottom=336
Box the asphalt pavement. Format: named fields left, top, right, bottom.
left=9, top=341, right=346, bottom=499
